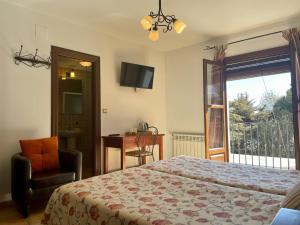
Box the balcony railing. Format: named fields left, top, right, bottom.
left=229, top=120, right=295, bottom=170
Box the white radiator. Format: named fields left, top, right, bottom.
left=172, top=132, right=205, bottom=159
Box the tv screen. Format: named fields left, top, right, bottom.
left=120, top=62, right=154, bottom=89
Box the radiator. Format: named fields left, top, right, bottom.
left=172, top=132, right=205, bottom=159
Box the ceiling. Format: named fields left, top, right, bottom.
left=7, top=0, right=300, bottom=51
left=58, top=57, right=92, bottom=72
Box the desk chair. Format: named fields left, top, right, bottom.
left=126, top=126, right=158, bottom=165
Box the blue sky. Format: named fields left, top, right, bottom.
left=226, top=73, right=291, bottom=106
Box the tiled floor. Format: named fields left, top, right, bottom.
left=0, top=201, right=45, bottom=225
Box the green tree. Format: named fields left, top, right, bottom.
left=273, top=88, right=293, bottom=120
left=258, top=91, right=279, bottom=112
left=229, top=93, right=256, bottom=123
left=229, top=88, right=294, bottom=158
left=254, top=91, right=278, bottom=122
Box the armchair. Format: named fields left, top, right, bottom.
left=11, top=150, right=82, bottom=218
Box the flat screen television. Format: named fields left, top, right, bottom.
left=120, top=62, right=154, bottom=89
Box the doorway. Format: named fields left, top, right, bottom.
left=203, top=45, right=299, bottom=169
left=226, top=72, right=295, bottom=169
left=51, top=46, right=100, bottom=178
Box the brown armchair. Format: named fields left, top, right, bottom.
left=11, top=150, right=82, bottom=218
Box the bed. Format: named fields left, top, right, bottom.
left=42, top=167, right=282, bottom=225
left=141, top=155, right=300, bottom=195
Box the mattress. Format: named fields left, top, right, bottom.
left=41, top=167, right=282, bottom=225
left=141, top=155, right=300, bottom=195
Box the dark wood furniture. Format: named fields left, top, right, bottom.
left=271, top=208, right=300, bottom=225
left=11, top=150, right=82, bottom=218
left=102, top=134, right=164, bottom=174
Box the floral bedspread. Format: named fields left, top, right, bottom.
left=42, top=167, right=282, bottom=225
left=141, top=155, right=300, bottom=195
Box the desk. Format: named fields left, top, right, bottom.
left=102, top=134, right=164, bottom=174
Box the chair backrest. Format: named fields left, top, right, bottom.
left=135, top=126, right=159, bottom=153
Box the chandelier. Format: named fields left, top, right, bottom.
left=140, top=0, right=186, bottom=41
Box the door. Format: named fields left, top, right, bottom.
left=51, top=46, right=101, bottom=178
left=203, top=59, right=228, bottom=162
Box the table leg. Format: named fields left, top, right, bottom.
left=141, top=146, right=146, bottom=165
left=158, top=137, right=163, bottom=160
left=121, top=144, right=126, bottom=170
left=104, top=146, right=108, bottom=174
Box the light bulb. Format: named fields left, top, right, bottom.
left=173, top=19, right=186, bottom=34
left=149, top=28, right=159, bottom=41
left=70, top=71, right=75, bottom=78
left=140, top=16, right=153, bottom=30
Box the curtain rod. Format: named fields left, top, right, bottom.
left=203, top=30, right=283, bottom=50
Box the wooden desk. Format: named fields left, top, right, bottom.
left=102, top=134, right=164, bottom=174
left=271, top=208, right=300, bottom=225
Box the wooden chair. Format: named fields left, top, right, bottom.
left=126, top=126, right=158, bottom=165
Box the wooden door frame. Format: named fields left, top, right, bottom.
left=51, top=46, right=101, bottom=175
left=289, top=44, right=300, bottom=170
left=203, top=59, right=229, bottom=162
left=224, top=45, right=299, bottom=169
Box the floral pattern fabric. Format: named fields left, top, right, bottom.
left=141, top=155, right=300, bottom=195
left=42, top=167, right=282, bottom=225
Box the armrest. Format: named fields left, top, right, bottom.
left=59, top=150, right=82, bottom=181
left=11, top=153, right=31, bottom=203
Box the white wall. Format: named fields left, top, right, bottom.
left=165, top=20, right=300, bottom=137
left=0, top=2, right=167, bottom=201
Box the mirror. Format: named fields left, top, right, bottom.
left=59, top=79, right=83, bottom=114
left=63, top=92, right=83, bottom=114
left=56, top=54, right=97, bottom=178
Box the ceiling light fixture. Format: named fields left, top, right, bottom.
left=141, top=0, right=186, bottom=41
left=80, top=61, right=92, bottom=67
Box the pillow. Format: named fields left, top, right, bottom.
left=19, top=136, right=60, bottom=172
left=281, top=182, right=300, bottom=209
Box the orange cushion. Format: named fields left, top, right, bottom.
left=19, top=136, right=60, bottom=172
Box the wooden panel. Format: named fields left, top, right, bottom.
left=203, top=59, right=228, bottom=162
left=225, top=45, right=289, bottom=65
left=210, top=154, right=225, bottom=162
left=225, top=45, right=290, bottom=81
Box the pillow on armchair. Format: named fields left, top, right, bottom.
left=19, top=136, right=60, bottom=172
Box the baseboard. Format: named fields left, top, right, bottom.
left=0, top=193, right=12, bottom=203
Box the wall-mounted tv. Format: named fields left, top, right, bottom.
left=120, top=62, right=154, bottom=89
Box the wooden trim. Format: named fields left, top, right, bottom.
left=289, top=43, right=300, bottom=170
left=51, top=46, right=101, bottom=175
left=224, top=45, right=290, bottom=65
left=203, top=59, right=209, bottom=159
left=224, top=45, right=290, bottom=81
left=223, top=67, right=229, bottom=162
left=208, top=105, right=225, bottom=109
left=225, top=65, right=290, bottom=81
